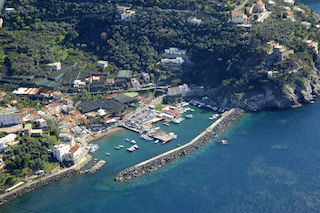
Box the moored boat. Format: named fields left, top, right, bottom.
left=90, top=144, right=100, bottom=153
left=217, top=139, right=228, bottom=145
left=105, top=153, right=111, bottom=156
left=185, top=114, right=193, bottom=119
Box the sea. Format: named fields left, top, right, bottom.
left=2, top=1, right=320, bottom=212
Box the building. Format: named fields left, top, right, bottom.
left=164, top=48, right=187, bottom=56
left=53, top=144, right=71, bottom=162
left=187, top=16, right=202, bottom=25
left=284, top=0, right=294, bottom=5
left=29, top=129, right=43, bottom=137
left=116, top=5, right=131, bottom=13
left=121, top=10, right=136, bottom=21
left=141, top=72, right=150, bottom=82
left=4, top=8, right=15, bottom=14
left=130, top=78, right=141, bottom=90
left=73, top=80, right=86, bottom=89
left=0, top=108, right=21, bottom=127
left=13, top=88, right=53, bottom=98
left=305, top=40, right=319, bottom=55
left=254, top=0, right=266, bottom=13
left=97, top=60, right=108, bottom=68
left=68, top=145, right=82, bottom=162
left=106, top=78, right=115, bottom=85
left=161, top=57, right=184, bottom=65
left=232, top=11, right=247, bottom=24
left=117, top=70, right=132, bottom=79
left=37, top=118, right=47, bottom=128
left=283, top=10, right=294, bottom=20
left=85, top=76, right=101, bottom=83
left=167, top=84, right=189, bottom=96
left=0, top=18, right=3, bottom=29
left=0, top=134, right=17, bottom=152
left=47, top=62, right=61, bottom=71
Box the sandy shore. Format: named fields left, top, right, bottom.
left=84, top=126, right=124, bottom=144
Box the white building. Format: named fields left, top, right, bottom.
left=187, top=17, right=202, bottom=25
left=97, top=60, right=108, bottom=68
left=47, top=62, right=61, bottom=71
left=161, top=57, right=184, bottom=65
left=167, top=84, right=189, bottom=96
left=232, top=11, right=247, bottom=24
left=4, top=8, right=15, bottom=14
left=121, top=10, right=135, bottom=21
left=68, top=145, right=82, bottom=162
left=130, top=78, right=141, bottom=89
left=0, top=134, right=17, bottom=152
left=53, top=144, right=71, bottom=162
left=284, top=0, right=294, bottom=5
left=37, top=118, right=47, bottom=128
left=142, top=72, right=150, bottom=82
left=254, top=0, right=266, bottom=13
left=97, top=108, right=107, bottom=116
left=0, top=109, right=21, bottom=127
left=164, top=48, right=187, bottom=56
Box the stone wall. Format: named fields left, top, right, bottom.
left=114, top=108, right=245, bottom=182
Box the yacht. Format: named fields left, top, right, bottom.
left=105, top=153, right=111, bottom=156
left=125, top=138, right=130, bottom=142
left=114, top=146, right=121, bottom=150
left=127, top=146, right=135, bottom=152
left=154, top=140, right=159, bottom=144
left=172, top=119, right=181, bottom=124
left=118, top=145, right=124, bottom=148
left=133, top=144, right=139, bottom=149
left=131, top=140, right=136, bottom=144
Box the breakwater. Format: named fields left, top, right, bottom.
left=79, top=160, right=106, bottom=174
left=114, top=108, right=245, bottom=182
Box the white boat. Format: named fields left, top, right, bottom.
left=154, top=140, right=159, bottom=144
left=118, top=145, right=124, bottom=148
left=125, top=138, right=130, bottom=142
left=90, top=144, right=99, bottom=153
left=185, top=114, right=193, bottom=119
left=172, top=119, right=181, bottom=124
left=105, top=153, right=111, bottom=156
left=164, top=122, right=170, bottom=126
left=131, top=140, right=136, bottom=144
left=127, top=147, right=135, bottom=152
left=169, top=132, right=177, bottom=139
left=218, top=139, right=228, bottom=145
left=133, top=144, right=139, bottom=149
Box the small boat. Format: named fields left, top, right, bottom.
left=118, top=145, right=124, bottom=148
left=218, top=139, right=228, bottom=145
left=177, top=144, right=181, bottom=147
left=133, top=144, right=139, bottom=149
left=131, top=140, right=136, bottom=144
left=127, top=146, right=136, bottom=152
left=154, top=140, right=159, bottom=144
left=90, top=144, right=100, bottom=153
left=172, top=119, right=181, bottom=124
left=114, top=146, right=121, bottom=150
left=105, top=153, right=111, bottom=156
left=185, top=114, right=193, bottom=119
left=126, top=138, right=130, bottom=142
left=164, top=122, right=170, bottom=126
left=169, top=132, right=177, bottom=139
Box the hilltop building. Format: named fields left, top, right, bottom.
left=47, top=62, right=61, bottom=71
left=167, top=84, right=189, bottom=96
left=232, top=11, right=247, bottom=24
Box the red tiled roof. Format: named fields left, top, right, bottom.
left=70, top=145, right=80, bottom=154
left=165, top=109, right=180, bottom=116
left=232, top=10, right=244, bottom=14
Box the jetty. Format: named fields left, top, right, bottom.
left=79, top=160, right=106, bottom=174
left=114, top=108, right=245, bottom=182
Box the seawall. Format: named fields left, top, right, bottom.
left=114, top=108, right=245, bottom=182
left=0, top=154, right=92, bottom=205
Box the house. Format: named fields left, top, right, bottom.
left=4, top=8, right=15, bottom=14
left=283, top=10, right=294, bottom=20
left=8, top=100, right=18, bottom=105
left=29, top=129, right=43, bottom=137
left=167, top=84, right=189, bottom=96
left=284, top=0, right=294, bottom=5
left=0, top=158, right=5, bottom=170
left=141, top=72, right=150, bottom=82
left=68, top=145, right=82, bottom=162
left=164, top=48, right=187, bottom=56
left=130, top=78, right=141, bottom=90
left=232, top=11, right=247, bottom=24
left=85, top=76, right=101, bottom=83
left=254, top=0, right=266, bottom=13
left=73, top=80, right=86, bottom=89
left=187, top=16, right=202, bottom=25
left=97, top=108, right=107, bottom=116
left=47, top=62, right=61, bottom=71
left=305, top=40, right=319, bottom=54
left=164, top=109, right=180, bottom=117
left=0, top=108, right=21, bottom=127
left=121, top=10, right=136, bottom=21
left=161, top=57, right=184, bottom=65
left=53, top=144, right=71, bottom=162
left=116, top=5, right=131, bottom=13
left=37, top=118, right=47, bottom=128
left=0, top=134, right=17, bottom=152
left=106, top=78, right=115, bottom=85
left=13, top=88, right=53, bottom=98
left=97, top=60, right=108, bottom=68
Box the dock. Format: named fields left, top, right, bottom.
left=79, top=160, right=106, bottom=174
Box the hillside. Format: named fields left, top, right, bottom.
left=0, top=0, right=320, bottom=110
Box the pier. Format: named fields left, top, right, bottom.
left=114, top=108, right=245, bottom=182
left=79, top=160, right=106, bottom=174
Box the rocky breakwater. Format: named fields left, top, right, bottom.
left=79, top=160, right=106, bottom=174
left=114, top=108, right=245, bottom=182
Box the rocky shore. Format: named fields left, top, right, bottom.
left=114, top=108, right=245, bottom=182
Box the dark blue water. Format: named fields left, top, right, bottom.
left=3, top=2, right=320, bottom=212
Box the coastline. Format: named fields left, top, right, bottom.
left=114, top=108, right=245, bottom=182
left=0, top=127, right=123, bottom=205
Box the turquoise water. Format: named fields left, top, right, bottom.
left=3, top=2, right=320, bottom=212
